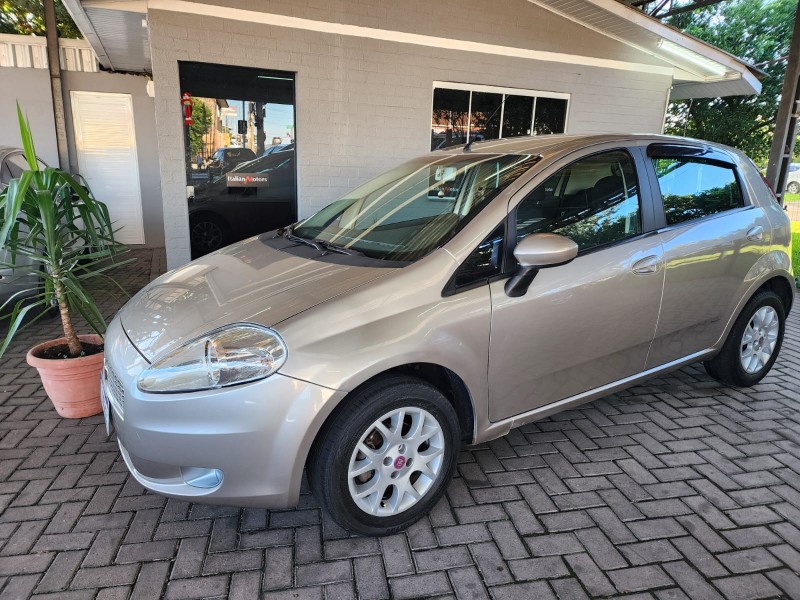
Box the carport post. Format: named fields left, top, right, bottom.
left=766, top=0, right=800, bottom=206
left=44, top=0, right=70, bottom=170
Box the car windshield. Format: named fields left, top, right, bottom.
left=292, top=153, right=539, bottom=261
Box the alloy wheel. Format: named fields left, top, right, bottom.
left=347, top=407, right=445, bottom=516
left=740, top=306, right=780, bottom=374
left=191, top=221, right=223, bottom=253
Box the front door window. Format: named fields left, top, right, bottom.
left=515, top=150, right=641, bottom=252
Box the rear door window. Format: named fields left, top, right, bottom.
left=652, top=157, right=744, bottom=226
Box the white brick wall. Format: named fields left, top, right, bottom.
left=148, top=2, right=673, bottom=268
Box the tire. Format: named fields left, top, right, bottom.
left=704, top=290, right=785, bottom=386
left=190, top=214, right=229, bottom=256
left=787, top=181, right=800, bottom=194
left=308, top=375, right=460, bottom=536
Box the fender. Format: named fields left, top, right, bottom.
left=709, top=249, right=793, bottom=356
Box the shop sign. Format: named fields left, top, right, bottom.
left=226, top=173, right=270, bottom=187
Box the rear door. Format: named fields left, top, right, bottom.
left=644, top=144, right=772, bottom=369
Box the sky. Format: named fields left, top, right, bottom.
left=223, top=100, right=295, bottom=144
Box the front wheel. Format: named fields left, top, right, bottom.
left=704, top=290, right=785, bottom=386
left=787, top=181, right=800, bottom=194
left=308, top=376, right=460, bottom=536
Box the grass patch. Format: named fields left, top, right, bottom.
left=786, top=193, right=800, bottom=202
left=792, top=220, right=800, bottom=279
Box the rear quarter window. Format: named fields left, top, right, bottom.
left=653, top=157, right=743, bottom=226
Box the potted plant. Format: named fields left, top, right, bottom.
left=0, top=104, right=129, bottom=418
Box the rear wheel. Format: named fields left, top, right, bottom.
left=787, top=181, right=800, bottom=194
left=704, top=290, right=785, bottom=386
left=308, top=375, right=460, bottom=536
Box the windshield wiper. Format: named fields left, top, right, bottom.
left=284, top=230, right=322, bottom=250
left=313, top=239, right=365, bottom=256
left=281, top=226, right=364, bottom=256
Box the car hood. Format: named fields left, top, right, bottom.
left=120, top=235, right=394, bottom=362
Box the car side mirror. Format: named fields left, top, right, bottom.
left=505, top=233, right=579, bottom=297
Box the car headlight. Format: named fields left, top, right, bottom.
left=137, top=324, right=287, bottom=393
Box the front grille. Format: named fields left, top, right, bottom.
left=105, top=362, right=125, bottom=416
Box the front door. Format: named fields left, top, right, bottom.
left=488, top=148, right=664, bottom=422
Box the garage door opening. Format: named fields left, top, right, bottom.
left=178, top=61, right=297, bottom=259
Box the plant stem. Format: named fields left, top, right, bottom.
left=54, top=278, right=82, bottom=357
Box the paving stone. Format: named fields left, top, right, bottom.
left=34, top=550, right=85, bottom=593
left=717, top=548, right=782, bottom=573
left=620, top=540, right=681, bottom=566
left=564, top=553, right=616, bottom=597
left=507, top=556, right=568, bottom=581
left=164, top=575, right=228, bottom=599
left=295, top=560, right=352, bottom=586
left=389, top=572, right=451, bottom=599
left=130, top=561, right=170, bottom=600
left=713, top=574, right=782, bottom=600
left=609, top=565, right=673, bottom=593
left=490, top=580, right=556, bottom=600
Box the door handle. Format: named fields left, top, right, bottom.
left=746, top=225, right=764, bottom=242
left=632, top=255, right=660, bottom=275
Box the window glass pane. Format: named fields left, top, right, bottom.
left=471, top=92, right=503, bottom=141
left=455, top=224, right=505, bottom=287
left=653, top=158, right=743, bottom=226
left=502, top=95, right=534, bottom=138
left=295, top=154, right=537, bottom=262
left=431, top=88, right=470, bottom=151
left=516, top=150, right=641, bottom=252
left=534, top=97, right=568, bottom=135
left=179, top=61, right=297, bottom=259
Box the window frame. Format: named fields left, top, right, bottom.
left=442, top=144, right=660, bottom=296
left=644, top=143, right=751, bottom=231
left=431, top=82, right=571, bottom=150
left=510, top=146, right=655, bottom=259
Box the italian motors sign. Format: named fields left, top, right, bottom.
left=226, top=173, right=270, bottom=187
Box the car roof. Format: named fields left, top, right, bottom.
left=435, top=133, right=739, bottom=159
left=0, top=146, right=49, bottom=172
left=0, top=147, right=24, bottom=162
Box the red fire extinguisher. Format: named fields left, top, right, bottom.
left=182, top=92, right=193, bottom=125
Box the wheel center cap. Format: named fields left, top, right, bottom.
left=393, top=456, right=406, bottom=469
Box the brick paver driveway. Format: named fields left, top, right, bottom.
left=0, top=248, right=799, bottom=600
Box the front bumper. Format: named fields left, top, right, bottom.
left=103, top=317, right=340, bottom=508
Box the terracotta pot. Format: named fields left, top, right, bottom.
left=26, top=334, right=104, bottom=418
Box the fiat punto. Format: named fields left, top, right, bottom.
left=102, top=134, right=792, bottom=535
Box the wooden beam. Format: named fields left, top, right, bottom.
left=657, top=0, right=727, bottom=18
left=44, top=0, right=70, bottom=170
left=767, top=0, right=800, bottom=204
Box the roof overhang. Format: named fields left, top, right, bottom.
left=528, top=0, right=763, bottom=99
left=62, top=0, right=761, bottom=99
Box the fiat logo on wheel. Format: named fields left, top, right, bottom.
left=393, top=456, right=406, bottom=469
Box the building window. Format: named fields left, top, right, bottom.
left=431, top=83, right=569, bottom=151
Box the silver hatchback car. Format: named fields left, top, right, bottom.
left=103, top=134, right=792, bottom=535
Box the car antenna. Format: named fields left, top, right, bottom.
left=464, top=96, right=507, bottom=153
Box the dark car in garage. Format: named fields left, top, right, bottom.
left=188, top=145, right=296, bottom=257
